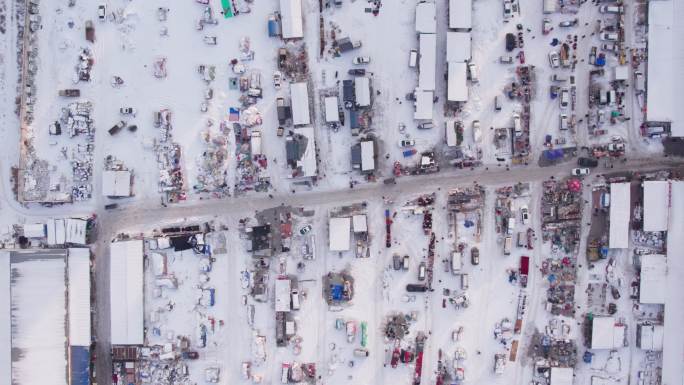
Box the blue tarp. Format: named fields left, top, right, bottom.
left=70, top=346, right=90, bottom=385
left=331, top=284, right=344, bottom=300
left=543, top=149, right=564, bottom=160
left=268, top=19, right=280, bottom=37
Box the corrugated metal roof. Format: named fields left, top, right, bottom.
left=290, top=82, right=311, bottom=126
left=449, top=0, right=472, bottom=30
left=69, top=346, right=90, bottom=385
left=0, top=252, right=10, bottom=385
left=415, top=1, right=436, bottom=33
left=110, top=240, right=144, bottom=345
left=329, top=217, right=351, bottom=251
left=68, top=248, right=91, bottom=346
left=448, top=62, right=468, bottom=102
left=355, top=77, right=371, bottom=107
left=279, top=0, right=303, bottom=39
left=446, top=32, right=471, bottom=62
left=643, top=181, right=669, bottom=231
left=418, top=33, right=436, bottom=91
left=609, top=182, right=630, bottom=249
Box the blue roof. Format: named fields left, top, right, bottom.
left=70, top=346, right=90, bottom=385
left=331, top=284, right=344, bottom=300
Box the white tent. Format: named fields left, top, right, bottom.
left=415, top=1, right=436, bottom=33
left=329, top=217, right=351, bottom=251
left=324, top=96, right=340, bottom=123
left=65, top=218, right=87, bottom=245
left=591, top=317, right=625, bottom=349
left=290, top=82, right=311, bottom=126
left=102, top=170, right=132, bottom=197
left=643, top=181, right=669, bottom=231
left=446, top=32, right=471, bottom=62
left=414, top=90, right=433, bottom=120
left=23, top=223, right=45, bottom=238
left=355, top=77, right=371, bottom=107
left=448, top=62, right=468, bottom=102
left=640, top=254, right=667, bottom=304
left=418, top=33, right=436, bottom=91
left=448, top=0, right=472, bottom=30
left=608, top=183, right=630, bottom=249
left=352, top=215, right=368, bottom=233
left=109, top=240, right=144, bottom=345
left=360, top=140, right=375, bottom=172
left=279, top=0, right=303, bottom=39
left=275, top=278, right=292, bottom=312
left=68, top=248, right=91, bottom=346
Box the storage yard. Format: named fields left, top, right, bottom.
left=0, top=1, right=683, bottom=385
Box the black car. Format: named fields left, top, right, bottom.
left=348, top=69, right=366, bottom=76
left=406, top=284, right=428, bottom=293
left=505, top=33, right=516, bottom=52
left=577, top=157, right=598, bottom=167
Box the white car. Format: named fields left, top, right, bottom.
left=97, top=4, right=106, bottom=21
left=571, top=168, right=590, bottom=176
left=503, top=0, right=512, bottom=20
left=601, top=43, right=618, bottom=52
left=299, top=225, right=312, bottom=235
left=600, top=32, right=619, bottom=41
left=399, top=139, right=415, bottom=148
left=273, top=71, right=282, bottom=90
left=559, top=114, right=569, bottom=130
left=120, top=107, right=137, bottom=116
left=559, top=89, right=569, bottom=109
left=468, top=63, right=479, bottom=83
left=520, top=205, right=530, bottom=225
left=599, top=5, right=623, bottom=14
left=352, top=56, right=370, bottom=65
left=548, top=51, right=560, bottom=68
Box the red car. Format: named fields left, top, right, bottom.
left=518, top=51, right=526, bottom=64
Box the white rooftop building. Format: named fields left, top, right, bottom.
left=102, top=170, right=132, bottom=197
left=290, top=82, right=311, bottom=126
left=663, top=181, right=684, bottom=385
left=415, top=1, right=436, bottom=33
left=329, top=217, right=351, bottom=251
left=609, top=183, right=630, bottom=249
left=643, top=180, right=669, bottom=231
left=279, top=0, right=304, bottom=39
left=446, top=32, right=471, bottom=62
left=640, top=254, right=667, bottom=304
left=646, top=0, right=683, bottom=136
left=591, top=317, right=626, bottom=350
left=448, top=0, right=472, bottom=30
left=275, top=278, right=292, bottom=312
left=637, top=323, right=664, bottom=351
left=414, top=90, right=433, bottom=120
left=109, top=240, right=144, bottom=345
left=550, top=367, right=574, bottom=385
left=67, top=248, right=91, bottom=347
left=418, top=33, right=436, bottom=92
left=447, top=62, right=468, bottom=102
left=324, top=96, right=340, bottom=123
left=355, top=77, right=371, bottom=108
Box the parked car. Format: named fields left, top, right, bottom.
left=352, top=56, right=371, bottom=65
left=418, top=262, right=426, bottom=281
left=601, top=43, right=618, bottom=52
left=503, top=0, right=512, bottom=21
left=542, top=18, right=552, bottom=34
left=558, top=18, right=578, bottom=27
left=505, top=33, right=516, bottom=51
left=299, top=225, right=312, bottom=235
left=559, top=88, right=569, bottom=109
left=399, top=139, right=415, bottom=148
left=348, top=69, right=366, bottom=76
left=559, top=114, right=569, bottom=130
left=571, top=168, right=590, bottom=176
left=471, top=247, right=480, bottom=265
left=512, top=113, right=522, bottom=137
left=548, top=51, right=560, bottom=68
left=97, top=4, right=106, bottom=21
left=104, top=203, right=119, bottom=210
left=599, top=5, right=623, bottom=13
left=578, top=157, right=599, bottom=167
left=468, top=63, right=479, bottom=83
left=408, top=49, right=418, bottom=67
left=600, top=32, right=619, bottom=41
left=499, top=56, right=513, bottom=64
left=108, top=120, right=126, bottom=135
left=520, top=205, right=529, bottom=225
left=418, top=122, right=434, bottom=130
left=120, top=107, right=137, bottom=116
left=273, top=71, right=282, bottom=89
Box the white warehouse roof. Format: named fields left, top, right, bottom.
left=293, top=125, right=318, bottom=178
left=275, top=278, right=292, bottom=312
left=591, top=317, right=625, bottom=349
left=446, top=32, right=471, bottom=62
left=609, top=183, right=630, bottom=249
left=109, top=240, right=144, bottom=345
left=102, top=170, right=132, bottom=197
left=418, top=33, right=436, bottom=91
left=0, top=253, right=9, bottom=385
left=352, top=215, right=367, bottom=233
left=643, top=181, right=669, bottom=231
left=640, top=254, right=667, bottom=304
left=355, top=77, right=371, bottom=107
left=415, top=1, right=436, bottom=33
left=445, top=121, right=458, bottom=147
left=360, top=140, right=375, bottom=171
left=68, top=248, right=91, bottom=346
left=646, top=0, right=683, bottom=136
left=329, top=217, right=351, bottom=251
left=449, top=0, right=472, bottom=30
left=414, top=90, right=433, bottom=120
left=280, top=0, right=304, bottom=39
left=638, top=324, right=664, bottom=351
left=290, top=82, right=311, bottom=126
left=448, top=62, right=468, bottom=102
left=663, top=181, right=684, bottom=385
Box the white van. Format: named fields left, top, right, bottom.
left=408, top=49, right=418, bottom=68
left=468, top=62, right=479, bottom=83
left=504, top=236, right=512, bottom=255
left=291, top=289, right=300, bottom=310
left=507, top=217, right=516, bottom=234
left=460, top=274, right=469, bottom=290
left=495, top=96, right=502, bottom=111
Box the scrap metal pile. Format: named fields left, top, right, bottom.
left=153, top=109, right=185, bottom=203
left=193, top=121, right=231, bottom=198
